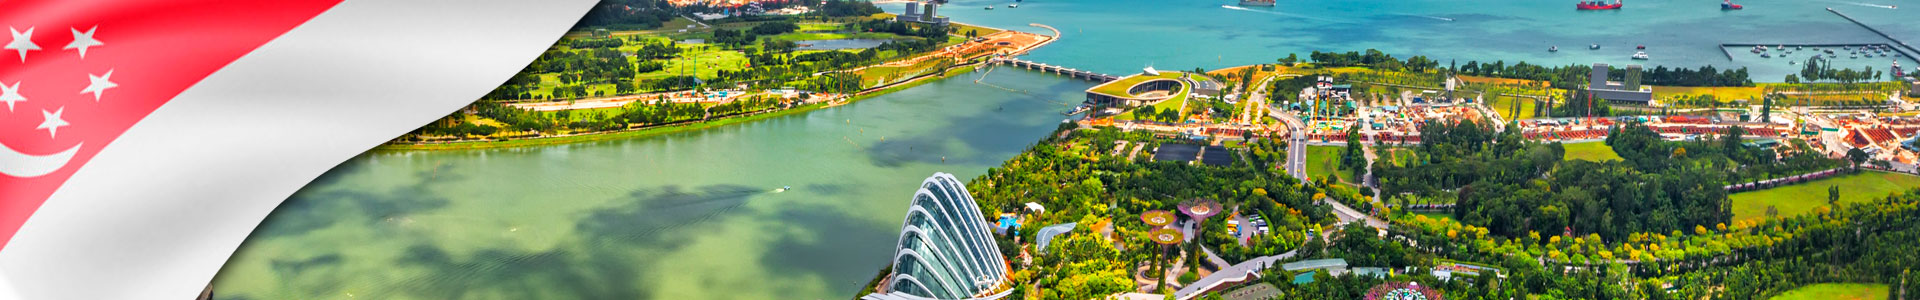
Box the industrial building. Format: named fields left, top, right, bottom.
left=1586, top=63, right=1654, bottom=103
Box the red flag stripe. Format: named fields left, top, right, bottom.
left=0, top=0, right=344, bottom=249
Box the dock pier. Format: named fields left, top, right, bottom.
left=1826, top=8, right=1920, bottom=59
left=1718, top=42, right=1916, bottom=62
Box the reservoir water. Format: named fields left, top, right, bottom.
left=212, top=69, right=1091, bottom=299
left=217, top=0, right=1920, bottom=299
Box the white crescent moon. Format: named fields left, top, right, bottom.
left=0, top=142, right=82, bottom=178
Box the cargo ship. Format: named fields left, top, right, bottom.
left=1239, top=0, right=1276, bottom=6
left=1577, top=0, right=1622, bottom=10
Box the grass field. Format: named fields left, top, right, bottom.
left=1652, top=86, right=1765, bottom=103
left=1305, top=145, right=1348, bottom=183
left=1385, top=148, right=1417, bottom=167
left=1730, top=171, right=1920, bottom=226
left=858, top=58, right=951, bottom=88
left=636, top=48, right=750, bottom=81
left=1562, top=142, right=1622, bottom=161
left=1768, top=283, right=1887, bottom=300
left=1488, top=95, right=1541, bottom=120
left=947, top=22, right=1006, bottom=37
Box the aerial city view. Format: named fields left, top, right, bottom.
left=210, top=0, right=1919, bottom=299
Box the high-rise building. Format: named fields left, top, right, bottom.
left=862, top=173, right=1011, bottom=300
left=894, top=1, right=950, bottom=25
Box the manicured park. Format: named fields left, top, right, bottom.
left=1731, top=171, right=1920, bottom=226
left=1561, top=142, right=1622, bottom=161
left=1305, top=145, right=1347, bottom=183
left=1768, top=283, right=1886, bottom=300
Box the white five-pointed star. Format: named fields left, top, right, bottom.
left=4, top=26, right=37, bottom=63
left=64, top=26, right=103, bottom=59
left=0, top=81, right=23, bottom=112
left=81, top=69, right=117, bottom=101
left=37, top=107, right=69, bottom=139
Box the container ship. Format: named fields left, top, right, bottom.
left=1239, top=0, right=1276, bottom=7
left=1576, top=0, right=1622, bottom=10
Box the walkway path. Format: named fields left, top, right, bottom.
left=1171, top=249, right=1297, bottom=300
left=1324, top=198, right=1388, bottom=230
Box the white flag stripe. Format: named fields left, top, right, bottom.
left=0, top=0, right=595, bottom=299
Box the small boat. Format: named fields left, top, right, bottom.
left=1549, top=46, right=1559, bottom=52
left=1590, top=44, right=1601, bottom=50
left=1239, top=0, right=1277, bottom=6
left=1796, top=46, right=1803, bottom=50
left=1722, top=0, right=1743, bottom=9
left=1760, top=52, right=1771, bottom=58
left=1632, top=51, right=1649, bottom=60
left=1577, top=0, right=1624, bottom=10
left=1637, top=45, right=1647, bottom=50
left=1777, top=45, right=1784, bottom=50
left=1008, top=3, right=1017, bottom=8
left=985, top=5, right=993, bottom=9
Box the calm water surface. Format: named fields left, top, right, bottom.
left=214, top=70, right=1089, bottom=299
left=925, top=0, right=1917, bottom=81
left=219, top=0, right=1920, bottom=298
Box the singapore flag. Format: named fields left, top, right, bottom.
left=0, top=0, right=594, bottom=298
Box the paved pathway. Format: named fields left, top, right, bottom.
left=1171, top=249, right=1297, bottom=300
left=1323, top=198, right=1388, bottom=230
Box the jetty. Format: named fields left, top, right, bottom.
left=1825, top=8, right=1920, bottom=58
left=1717, top=43, right=1916, bottom=61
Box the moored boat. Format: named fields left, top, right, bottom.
left=1577, top=0, right=1623, bottom=10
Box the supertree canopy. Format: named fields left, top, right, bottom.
left=1177, top=198, right=1221, bottom=220
left=1148, top=228, right=1184, bottom=245
left=1141, top=210, right=1176, bottom=227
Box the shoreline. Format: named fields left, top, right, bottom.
left=380, top=21, right=1036, bottom=151
left=375, top=64, right=981, bottom=151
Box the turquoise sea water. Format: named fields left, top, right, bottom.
left=916, top=0, right=1917, bottom=81
left=216, top=1, right=1920, bottom=299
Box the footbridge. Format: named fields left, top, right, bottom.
left=989, top=57, right=1120, bottom=82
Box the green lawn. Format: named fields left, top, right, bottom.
left=636, top=48, right=750, bottom=81
left=1305, top=145, right=1347, bottom=183
left=1562, top=142, right=1623, bottom=161
left=1731, top=171, right=1920, bottom=226
left=1384, top=148, right=1417, bottom=167
left=1088, top=71, right=1187, bottom=98
left=1769, top=283, right=1887, bottom=300
left=1489, top=95, right=1540, bottom=120
left=858, top=58, right=950, bottom=88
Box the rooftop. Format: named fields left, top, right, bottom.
left=1088, top=71, right=1190, bottom=98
